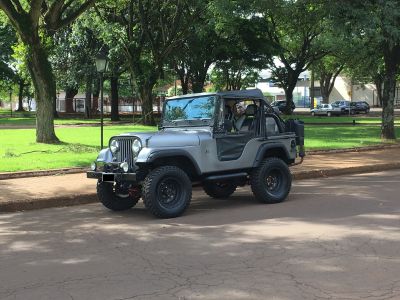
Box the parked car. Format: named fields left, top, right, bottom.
left=271, top=100, right=296, bottom=113
left=310, top=104, right=342, bottom=117
left=351, top=101, right=370, bottom=114
left=331, top=100, right=355, bottom=115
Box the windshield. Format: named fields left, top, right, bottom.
left=162, top=96, right=216, bottom=127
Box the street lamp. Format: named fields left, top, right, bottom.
left=95, top=53, right=108, bottom=149
left=9, top=86, right=12, bottom=118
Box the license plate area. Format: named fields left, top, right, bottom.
left=102, top=173, right=115, bottom=182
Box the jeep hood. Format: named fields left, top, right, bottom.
left=119, top=129, right=211, bottom=147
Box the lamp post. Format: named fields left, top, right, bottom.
left=95, top=53, right=108, bottom=149
left=9, top=86, right=12, bottom=118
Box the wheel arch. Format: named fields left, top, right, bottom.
left=144, top=150, right=202, bottom=180
left=253, top=143, right=293, bottom=167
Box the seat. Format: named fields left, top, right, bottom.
left=237, top=104, right=257, bottom=131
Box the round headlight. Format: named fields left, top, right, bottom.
left=90, top=162, right=97, bottom=171
left=110, top=140, right=119, bottom=154
left=132, top=139, right=142, bottom=154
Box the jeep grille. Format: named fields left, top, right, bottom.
left=114, top=138, right=135, bottom=170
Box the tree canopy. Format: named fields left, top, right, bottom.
left=1, top=0, right=399, bottom=140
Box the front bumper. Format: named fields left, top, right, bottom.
left=87, top=171, right=137, bottom=182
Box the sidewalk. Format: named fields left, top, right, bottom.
left=1, top=147, right=400, bottom=212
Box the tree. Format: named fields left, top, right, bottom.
left=208, top=1, right=277, bottom=92
left=262, top=0, right=329, bottom=114
left=97, top=0, right=196, bottom=125
left=0, top=21, right=15, bottom=82
left=331, top=0, right=400, bottom=140
left=0, top=0, right=95, bottom=143
left=211, top=60, right=260, bottom=91
left=170, top=2, right=226, bottom=94
left=0, top=21, right=33, bottom=112
left=314, top=56, right=345, bottom=104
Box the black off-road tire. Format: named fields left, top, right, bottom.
left=250, top=157, right=292, bottom=204
left=203, top=182, right=237, bottom=199
left=142, top=166, right=192, bottom=218
left=97, top=181, right=139, bottom=211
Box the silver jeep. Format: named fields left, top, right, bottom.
left=87, top=89, right=305, bottom=218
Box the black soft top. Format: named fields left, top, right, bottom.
left=217, top=89, right=265, bottom=99
left=167, top=89, right=265, bottom=100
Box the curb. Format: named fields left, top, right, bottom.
left=292, top=162, right=400, bottom=180
left=306, top=143, right=400, bottom=155
left=1, top=163, right=400, bottom=213
left=0, top=193, right=97, bottom=212
left=0, top=167, right=87, bottom=180
left=2, top=144, right=399, bottom=180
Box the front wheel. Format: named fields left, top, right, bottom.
left=142, top=166, right=192, bottom=218
left=327, top=111, right=332, bottom=117
left=250, top=157, right=292, bottom=204
left=203, top=181, right=237, bottom=198
left=97, top=181, right=140, bottom=211
left=311, top=112, right=315, bottom=116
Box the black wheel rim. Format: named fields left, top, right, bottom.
left=157, top=177, right=182, bottom=209
left=265, top=169, right=283, bottom=193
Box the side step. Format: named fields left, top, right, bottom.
left=204, top=172, right=248, bottom=182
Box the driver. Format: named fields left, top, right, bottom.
left=233, top=101, right=246, bottom=131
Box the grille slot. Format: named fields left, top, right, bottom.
left=115, top=138, right=135, bottom=170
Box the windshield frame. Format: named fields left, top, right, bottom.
left=161, top=95, right=218, bottom=128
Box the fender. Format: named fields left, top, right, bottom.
left=96, top=148, right=113, bottom=163
left=253, top=142, right=292, bottom=167
left=146, top=149, right=202, bottom=175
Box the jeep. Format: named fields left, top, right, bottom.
left=87, top=89, right=305, bottom=218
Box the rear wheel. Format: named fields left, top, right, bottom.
left=97, top=181, right=140, bottom=211
left=250, top=157, right=292, bottom=204
left=203, top=181, right=237, bottom=198
left=142, top=166, right=192, bottom=218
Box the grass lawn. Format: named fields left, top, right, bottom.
left=0, top=117, right=120, bottom=126
left=0, top=125, right=156, bottom=172
left=0, top=124, right=399, bottom=172
left=2, top=115, right=399, bottom=127
left=306, top=126, right=400, bottom=149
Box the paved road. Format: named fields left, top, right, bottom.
left=1, top=171, right=399, bottom=300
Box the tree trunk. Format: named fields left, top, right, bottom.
left=138, top=82, right=155, bottom=125
left=110, top=75, right=120, bottom=121
left=65, top=87, right=78, bottom=113
left=381, top=71, right=396, bottom=140
left=283, top=79, right=298, bottom=115
left=191, top=69, right=208, bottom=93
left=84, top=73, right=93, bottom=119
left=16, top=80, right=25, bottom=111
left=26, top=36, right=59, bottom=143
left=175, top=64, right=189, bottom=95
left=373, top=75, right=383, bottom=107
left=320, top=73, right=333, bottom=104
